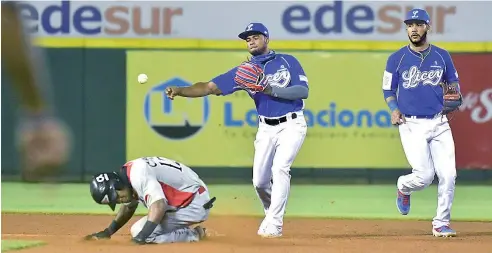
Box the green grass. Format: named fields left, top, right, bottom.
left=1, top=240, right=45, bottom=252
left=2, top=183, right=491, bottom=221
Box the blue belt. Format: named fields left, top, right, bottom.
left=403, top=114, right=439, bottom=119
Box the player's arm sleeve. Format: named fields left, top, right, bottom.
left=210, top=67, right=240, bottom=96
left=270, top=86, right=309, bottom=100
left=134, top=166, right=166, bottom=208
left=268, top=55, right=309, bottom=100
left=442, top=50, right=461, bottom=92
left=142, top=180, right=166, bottom=209
left=382, top=54, right=400, bottom=112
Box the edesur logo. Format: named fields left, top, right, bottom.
left=18, top=1, right=183, bottom=36
left=282, top=1, right=456, bottom=35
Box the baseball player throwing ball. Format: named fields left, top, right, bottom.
left=85, top=156, right=216, bottom=244
left=166, top=23, right=309, bottom=238
left=382, top=9, right=462, bottom=237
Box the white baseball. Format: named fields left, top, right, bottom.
left=137, top=74, right=148, bottom=84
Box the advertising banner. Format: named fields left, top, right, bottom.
left=126, top=51, right=410, bottom=168
left=22, top=1, right=492, bottom=42
left=450, top=54, right=492, bottom=169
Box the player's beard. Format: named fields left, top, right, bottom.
left=408, top=31, right=427, bottom=47
left=249, top=45, right=267, bottom=56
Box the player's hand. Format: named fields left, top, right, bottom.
left=165, top=86, right=180, bottom=100
left=17, top=114, right=72, bottom=181
left=391, top=109, right=406, bottom=125
left=84, top=229, right=111, bottom=240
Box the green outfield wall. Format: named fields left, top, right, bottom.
left=2, top=48, right=491, bottom=184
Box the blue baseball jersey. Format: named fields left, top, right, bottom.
left=382, top=44, right=460, bottom=116
left=210, top=52, right=308, bottom=117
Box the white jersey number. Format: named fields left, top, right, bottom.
left=95, top=173, right=110, bottom=183
left=143, top=156, right=182, bottom=171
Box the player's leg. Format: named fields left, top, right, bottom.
left=130, top=215, right=202, bottom=243
left=396, top=118, right=436, bottom=214
left=252, top=124, right=276, bottom=215
left=259, top=115, right=307, bottom=237
left=130, top=191, right=212, bottom=243
left=429, top=119, right=457, bottom=237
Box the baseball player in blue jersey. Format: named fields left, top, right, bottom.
left=166, top=22, right=308, bottom=238
left=382, top=9, right=463, bottom=237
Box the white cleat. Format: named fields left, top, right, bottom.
left=258, top=223, right=283, bottom=238
left=432, top=226, right=457, bottom=238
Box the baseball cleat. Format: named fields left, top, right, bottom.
left=194, top=226, right=208, bottom=240
left=258, top=223, right=282, bottom=238
left=396, top=190, right=411, bottom=215
left=432, top=226, right=457, bottom=237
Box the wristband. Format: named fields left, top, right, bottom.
left=135, top=221, right=158, bottom=240
left=107, top=220, right=122, bottom=235
left=387, top=100, right=398, bottom=112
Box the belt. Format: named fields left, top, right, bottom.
left=403, top=114, right=439, bottom=119
left=259, top=113, right=297, bottom=126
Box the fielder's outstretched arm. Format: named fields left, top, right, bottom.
left=176, top=82, right=223, bottom=97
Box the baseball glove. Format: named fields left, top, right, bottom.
left=234, top=61, right=267, bottom=92
left=441, top=82, right=463, bottom=115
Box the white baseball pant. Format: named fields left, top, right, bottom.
left=252, top=111, right=307, bottom=228
left=397, top=115, right=457, bottom=228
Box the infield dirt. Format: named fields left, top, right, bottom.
left=2, top=213, right=492, bottom=253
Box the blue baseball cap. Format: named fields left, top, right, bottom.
left=404, top=8, right=431, bottom=24
left=238, top=22, right=269, bottom=40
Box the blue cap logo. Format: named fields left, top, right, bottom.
left=404, top=8, right=430, bottom=24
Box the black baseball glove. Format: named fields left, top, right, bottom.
left=441, top=82, right=463, bottom=115
left=84, top=229, right=111, bottom=240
